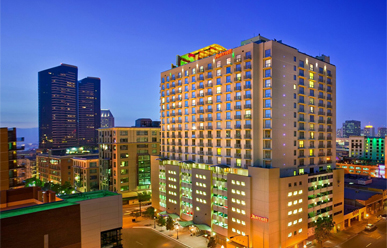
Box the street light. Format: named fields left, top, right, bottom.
left=366, top=213, right=369, bottom=224
left=175, top=225, right=179, bottom=239
left=154, top=216, right=157, bottom=229
left=230, top=234, right=250, bottom=248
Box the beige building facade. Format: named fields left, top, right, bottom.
left=98, top=127, right=160, bottom=198
left=153, top=35, right=343, bottom=248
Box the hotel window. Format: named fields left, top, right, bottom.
left=265, top=69, right=271, bottom=77
left=227, top=58, right=231, bottom=65
left=185, top=70, right=189, bottom=76
left=265, top=49, right=271, bottom=57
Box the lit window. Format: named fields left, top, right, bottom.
left=298, top=208, right=302, bottom=212
left=298, top=199, right=303, bottom=203
left=237, top=219, right=240, bottom=224
left=293, top=209, right=297, bottom=214
left=232, top=228, right=236, bottom=232
left=288, top=222, right=292, bottom=226
left=232, top=189, right=236, bottom=194
left=232, top=207, right=236, bottom=212
left=242, top=232, right=246, bottom=236
left=242, top=221, right=246, bottom=225
left=241, top=200, right=246, bottom=205
left=299, top=190, right=303, bottom=194
left=241, top=182, right=245, bottom=186
left=288, top=202, right=292, bottom=206
left=288, top=192, right=292, bottom=197
left=232, top=218, right=235, bottom=222
left=288, top=232, right=292, bottom=237
left=294, top=191, right=298, bottom=195
left=236, top=181, right=240, bottom=185
left=241, top=210, right=246, bottom=215
left=241, top=191, right=245, bottom=196
left=293, top=200, right=297, bottom=205
left=298, top=228, right=302, bottom=233
left=288, top=211, right=292, bottom=215
left=299, top=218, right=303, bottom=223
left=232, top=198, right=236, bottom=203
left=237, top=230, right=241, bottom=234
left=293, top=220, right=297, bottom=225
left=196, top=207, right=200, bottom=211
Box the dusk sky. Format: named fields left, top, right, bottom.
left=1, top=0, right=386, bottom=130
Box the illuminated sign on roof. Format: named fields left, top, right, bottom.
left=215, top=49, right=232, bottom=59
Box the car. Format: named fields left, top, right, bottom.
left=378, top=214, right=387, bottom=220
left=365, top=224, right=377, bottom=231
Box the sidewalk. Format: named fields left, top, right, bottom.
left=309, top=208, right=386, bottom=248
left=124, top=216, right=212, bottom=248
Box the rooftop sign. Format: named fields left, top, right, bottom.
left=215, top=49, right=232, bottom=59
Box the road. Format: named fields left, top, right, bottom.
left=337, top=219, right=387, bottom=248
left=122, top=228, right=187, bottom=248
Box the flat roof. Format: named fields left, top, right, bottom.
left=72, top=156, right=99, bottom=160
left=0, top=191, right=119, bottom=219
left=344, top=188, right=381, bottom=201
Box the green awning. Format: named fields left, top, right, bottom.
left=178, top=220, right=194, bottom=227
left=194, top=224, right=211, bottom=231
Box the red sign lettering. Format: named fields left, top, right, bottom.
left=215, top=49, right=232, bottom=59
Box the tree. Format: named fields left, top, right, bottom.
left=144, top=206, right=155, bottom=219
left=130, top=210, right=141, bottom=220
left=165, top=216, right=174, bottom=230
left=157, top=215, right=166, bottom=227
left=314, top=216, right=334, bottom=247
left=137, top=191, right=151, bottom=216
left=25, top=177, right=43, bottom=187
left=207, top=237, right=216, bottom=248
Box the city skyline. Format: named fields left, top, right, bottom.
left=1, top=0, right=386, bottom=130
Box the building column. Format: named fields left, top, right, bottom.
left=348, top=218, right=351, bottom=227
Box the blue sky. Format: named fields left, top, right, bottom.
left=1, top=0, right=386, bottom=129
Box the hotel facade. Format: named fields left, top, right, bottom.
left=151, top=35, right=344, bottom=248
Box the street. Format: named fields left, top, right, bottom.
left=122, top=228, right=187, bottom=248
left=337, top=219, right=386, bottom=248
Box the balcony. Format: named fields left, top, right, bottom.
left=244, top=114, right=252, bottom=119
left=206, top=109, right=213, bottom=113
left=244, top=55, right=252, bottom=60
left=318, top=95, right=325, bottom=99
left=318, top=128, right=325, bottom=132
left=244, top=124, right=252, bottom=129
left=206, top=92, right=213, bottom=96
left=318, top=87, right=325, bottom=91
left=235, top=58, right=242, bottom=63
left=206, top=151, right=213, bottom=156
left=244, top=94, right=252, bottom=99
left=234, top=125, right=242, bottom=129
left=318, top=136, right=325, bottom=140
left=244, top=85, right=251, bottom=89
left=244, top=65, right=252, bottom=70
left=318, top=103, right=325, bottom=107
left=234, top=105, right=242, bottom=110
left=234, top=134, right=242, bottom=139
left=206, top=160, right=213, bottom=165
left=234, top=96, right=242, bottom=100
left=234, top=154, right=242, bottom=159
left=244, top=75, right=252, bottom=80
left=234, top=86, right=242, bottom=91
left=245, top=134, right=252, bottom=139
left=234, top=77, right=242, bottom=82
left=244, top=104, right=251, bottom=109
left=245, top=144, right=252, bottom=149
left=318, top=111, right=325, bottom=115
left=234, top=144, right=242, bottom=148
left=318, top=120, right=325, bottom=124
left=206, top=126, right=213, bottom=130
left=244, top=154, right=252, bottom=159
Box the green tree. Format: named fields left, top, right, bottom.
left=144, top=206, right=155, bottom=219
left=207, top=237, right=216, bottom=248
left=314, top=216, right=334, bottom=247
left=130, top=210, right=141, bottom=219
left=165, top=216, right=174, bottom=230
left=25, top=177, right=43, bottom=187
left=157, top=215, right=166, bottom=227
left=137, top=191, right=151, bottom=216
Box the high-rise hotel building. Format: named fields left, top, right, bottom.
left=152, top=35, right=344, bottom=248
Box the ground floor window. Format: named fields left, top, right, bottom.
left=101, top=228, right=122, bottom=248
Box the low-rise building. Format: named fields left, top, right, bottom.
left=337, top=159, right=385, bottom=178
left=151, top=157, right=345, bottom=248
left=73, top=156, right=99, bottom=192
left=0, top=187, right=122, bottom=248
left=349, top=136, right=385, bottom=163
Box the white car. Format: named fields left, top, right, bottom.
left=365, top=224, right=377, bottom=231
left=378, top=214, right=387, bottom=220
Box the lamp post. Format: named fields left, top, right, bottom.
left=154, top=216, right=156, bottom=229
left=366, top=213, right=369, bottom=224
left=230, top=234, right=250, bottom=248
left=175, top=225, right=179, bottom=239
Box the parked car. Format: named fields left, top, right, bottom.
left=365, top=224, right=377, bottom=231
left=378, top=214, right=387, bottom=220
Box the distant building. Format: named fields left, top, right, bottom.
left=342, top=120, right=361, bottom=138
left=98, top=126, right=160, bottom=201
left=337, top=159, right=385, bottom=178
left=364, top=125, right=375, bottom=137
left=78, top=77, right=101, bottom=147
left=17, top=157, right=36, bottom=180
left=377, top=127, right=387, bottom=137
left=39, top=64, right=78, bottom=149
left=0, top=128, right=24, bottom=190
left=73, top=156, right=99, bottom=192
left=101, top=109, right=114, bottom=128
left=336, top=128, right=343, bottom=138
left=349, top=136, right=385, bottom=163
left=0, top=187, right=123, bottom=248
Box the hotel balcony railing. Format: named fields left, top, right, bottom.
left=244, top=114, right=252, bottom=119
left=198, top=110, right=204, bottom=113
left=318, top=136, right=325, bottom=140
left=197, top=159, right=205, bottom=163
left=244, top=94, right=252, bottom=99
left=298, top=127, right=305, bottom=131
left=206, top=75, right=213, bottom=79
left=318, top=87, right=325, bottom=91
left=235, top=67, right=242, bottom=72
left=244, top=65, right=252, bottom=70
left=234, top=105, right=242, bottom=110
left=206, top=143, right=213, bottom=147
left=244, top=75, right=252, bottom=80
left=206, top=126, right=213, bottom=130
left=327, top=128, right=332, bottom=132
left=234, top=125, right=242, bottom=129
left=318, top=95, right=325, bottom=99
left=206, top=151, right=213, bottom=155
left=234, top=58, right=242, bottom=63
left=198, top=134, right=204, bottom=138
left=206, top=109, right=213, bottom=113
left=244, top=85, right=251, bottom=89
left=234, top=115, right=242, bottom=119
left=318, top=153, right=326, bottom=157
left=234, top=96, right=242, bottom=100
left=318, top=111, right=325, bottom=115
left=318, top=120, right=325, bottom=124
left=318, top=144, right=325, bottom=149
left=234, top=86, right=242, bottom=91
left=318, top=128, right=325, bottom=132
left=244, top=55, right=252, bottom=60
left=245, top=144, right=252, bottom=149
left=198, top=151, right=205, bottom=155
left=327, top=73, right=332, bottom=77
left=318, top=103, right=325, bottom=107
left=327, top=144, right=332, bottom=148
left=244, top=104, right=252, bottom=109
left=245, top=134, right=252, bottom=139
left=206, top=92, right=213, bottom=96
left=244, top=124, right=252, bottom=129
left=234, top=154, right=242, bottom=158
left=234, top=134, right=242, bottom=139
left=198, top=143, right=205, bottom=146
left=244, top=154, right=252, bottom=159
left=206, top=160, right=213, bottom=164
left=327, top=120, right=332, bottom=124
